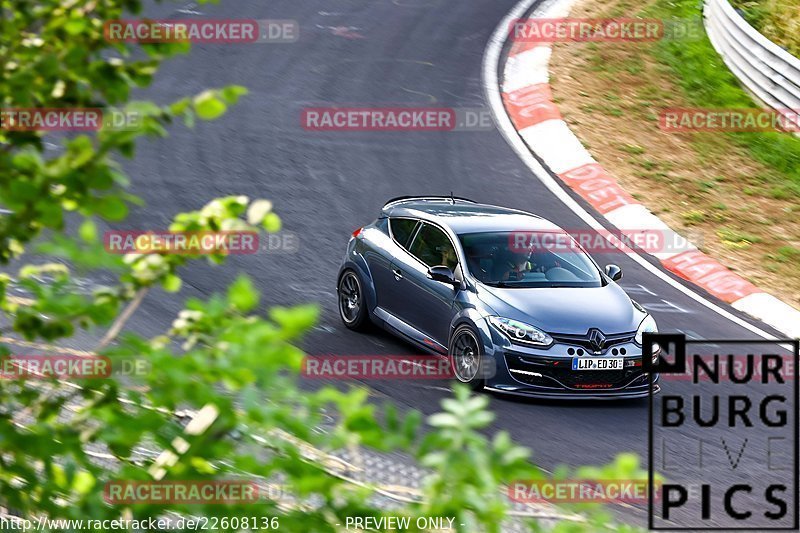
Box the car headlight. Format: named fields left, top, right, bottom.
left=635, top=314, right=658, bottom=346
left=488, top=316, right=553, bottom=347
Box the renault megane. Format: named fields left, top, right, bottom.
left=336, top=196, right=660, bottom=399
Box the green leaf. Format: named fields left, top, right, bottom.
left=616, top=452, right=640, bottom=475
left=9, top=180, right=39, bottom=201
left=170, top=97, right=191, bottom=115
left=221, top=85, right=249, bottom=104
left=262, top=212, right=282, bottom=232
left=67, top=136, right=95, bottom=169
left=37, top=200, right=64, bottom=228
left=11, top=151, right=42, bottom=172
left=78, top=219, right=97, bottom=243
left=64, top=19, right=87, bottom=35
left=95, top=197, right=128, bottom=221
left=228, top=275, right=259, bottom=312
left=72, top=471, right=95, bottom=494
left=190, top=457, right=216, bottom=474
left=428, top=413, right=459, bottom=428
left=269, top=304, right=318, bottom=334
left=194, top=91, right=227, bottom=120
left=162, top=273, right=182, bottom=293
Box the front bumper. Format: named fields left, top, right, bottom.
left=482, top=325, right=660, bottom=399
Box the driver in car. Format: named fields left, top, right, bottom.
left=494, top=249, right=534, bottom=281
left=439, top=247, right=458, bottom=270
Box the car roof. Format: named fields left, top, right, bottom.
left=381, top=197, right=563, bottom=234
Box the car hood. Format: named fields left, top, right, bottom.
left=476, top=283, right=644, bottom=335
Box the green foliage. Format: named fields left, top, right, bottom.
left=0, top=0, right=246, bottom=262
left=0, top=0, right=645, bottom=531
left=419, top=387, right=538, bottom=532
left=647, top=0, right=800, bottom=199
left=729, top=0, right=800, bottom=57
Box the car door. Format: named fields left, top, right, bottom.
left=390, top=222, right=460, bottom=348
left=369, top=217, right=419, bottom=313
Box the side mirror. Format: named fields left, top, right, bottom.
left=605, top=264, right=623, bottom=281
left=428, top=265, right=457, bottom=285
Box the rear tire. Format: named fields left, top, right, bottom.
left=338, top=270, right=369, bottom=331
left=449, top=325, right=485, bottom=391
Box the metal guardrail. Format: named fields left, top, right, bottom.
left=704, top=0, right=800, bottom=129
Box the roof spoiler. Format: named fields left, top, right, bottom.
left=383, top=195, right=477, bottom=209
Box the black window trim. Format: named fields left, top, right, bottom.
left=406, top=221, right=460, bottom=271
left=388, top=217, right=420, bottom=250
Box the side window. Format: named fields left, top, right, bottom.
left=408, top=224, right=458, bottom=270
left=389, top=218, right=418, bottom=249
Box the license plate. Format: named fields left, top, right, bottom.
left=572, top=357, right=624, bottom=370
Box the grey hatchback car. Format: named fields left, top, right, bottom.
left=336, top=196, right=660, bottom=399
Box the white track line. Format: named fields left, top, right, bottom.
left=481, top=0, right=780, bottom=341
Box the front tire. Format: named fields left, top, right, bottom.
left=338, top=270, right=369, bottom=331
left=449, top=325, right=485, bottom=391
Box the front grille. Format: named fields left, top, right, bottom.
left=551, top=331, right=634, bottom=352
left=508, top=371, right=562, bottom=388
left=550, top=366, right=640, bottom=387
left=506, top=352, right=644, bottom=390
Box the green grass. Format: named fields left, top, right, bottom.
left=620, top=143, right=646, bottom=155
left=769, top=245, right=800, bottom=262
left=729, top=0, right=800, bottom=57
left=698, top=179, right=717, bottom=191
left=764, top=245, right=800, bottom=270
left=717, top=227, right=763, bottom=248
left=682, top=209, right=707, bottom=225
left=643, top=0, right=800, bottom=200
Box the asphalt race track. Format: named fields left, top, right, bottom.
left=109, top=0, right=794, bottom=526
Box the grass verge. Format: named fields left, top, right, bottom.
left=648, top=0, right=800, bottom=200
left=548, top=0, right=800, bottom=305
left=729, top=0, right=800, bottom=57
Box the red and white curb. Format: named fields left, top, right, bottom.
left=496, top=0, right=800, bottom=338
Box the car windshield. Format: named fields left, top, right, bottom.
left=458, top=231, right=603, bottom=288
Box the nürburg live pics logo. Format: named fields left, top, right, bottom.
left=645, top=333, right=799, bottom=530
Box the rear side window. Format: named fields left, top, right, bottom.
left=409, top=223, right=458, bottom=270
left=389, top=218, right=418, bottom=248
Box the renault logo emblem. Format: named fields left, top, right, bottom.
left=588, top=329, right=606, bottom=352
